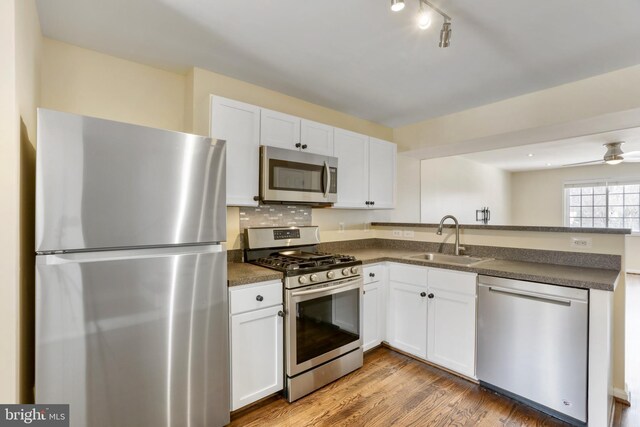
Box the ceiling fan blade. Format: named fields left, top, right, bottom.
left=562, top=159, right=604, bottom=167
left=624, top=157, right=640, bottom=162
left=623, top=150, right=640, bottom=158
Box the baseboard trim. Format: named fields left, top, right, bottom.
left=613, top=386, right=631, bottom=406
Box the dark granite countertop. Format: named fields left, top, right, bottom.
left=349, top=248, right=619, bottom=291
left=228, top=262, right=282, bottom=287
left=371, top=222, right=632, bottom=235
left=228, top=246, right=620, bottom=291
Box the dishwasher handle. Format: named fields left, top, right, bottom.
left=487, top=286, right=572, bottom=306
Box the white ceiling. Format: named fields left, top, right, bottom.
left=460, top=128, right=640, bottom=172
left=36, top=0, right=640, bottom=127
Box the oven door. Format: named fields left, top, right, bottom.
left=286, top=277, right=362, bottom=377
left=261, top=146, right=338, bottom=204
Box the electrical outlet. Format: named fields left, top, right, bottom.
left=570, top=237, right=592, bottom=249
left=403, top=230, right=415, bottom=238
left=338, top=222, right=345, bottom=233
left=392, top=230, right=402, bottom=237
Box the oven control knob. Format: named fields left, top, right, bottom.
left=298, top=276, right=307, bottom=284
left=350, top=266, right=359, bottom=274
left=310, top=274, right=319, bottom=282
left=327, top=271, right=335, bottom=279
left=342, top=268, right=350, bottom=276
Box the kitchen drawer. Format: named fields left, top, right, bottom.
left=389, top=263, right=428, bottom=287
left=230, top=280, right=283, bottom=315
left=427, top=268, right=477, bottom=296
left=363, top=264, right=385, bottom=285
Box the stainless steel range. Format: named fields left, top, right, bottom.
left=244, top=226, right=363, bottom=402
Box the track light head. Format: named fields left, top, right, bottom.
left=417, top=5, right=432, bottom=29
left=439, top=21, right=452, bottom=48
left=391, top=0, right=405, bottom=12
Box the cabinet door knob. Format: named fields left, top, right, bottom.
left=301, top=144, right=308, bottom=149
left=253, top=195, right=260, bottom=201
left=277, top=310, right=284, bottom=317
left=369, top=272, right=375, bottom=277
left=365, top=201, right=370, bottom=206
left=363, top=290, right=366, bottom=295
left=428, top=293, right=435, bottom=299
left=371, top=201, right=375, bottom=206
left=256, top=295, right=264, bottom=302
left=295, top=142, right=301, bottom=148
left=420, top=292, right=427, bottom=297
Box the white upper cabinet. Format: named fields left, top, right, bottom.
left=300, top=119, right=334, bottom=156
left=334, top=131, right=396, bottom=209
left=333, top=128, right=370, bottom=208
left=261, top=111, right=334, bottom=156
left=260, top=109, right=301, bottom=151
left=368, top=138, right=397, bottom=209
left=210, top=96, right=260, bottom=206
left=210, top=95, right=395, bottom=207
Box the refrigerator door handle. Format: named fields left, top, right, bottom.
left=37, top=244, right=224, bottom=265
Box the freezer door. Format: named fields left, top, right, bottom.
left=36, top=245, right=229, bottom=427
left=36, top=109, right=226, bottom=252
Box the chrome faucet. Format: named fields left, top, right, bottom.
left=436, top=215, right=464, bottom=255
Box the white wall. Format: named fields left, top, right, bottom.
left=420, top=156, right=511, bottom=224
left=0, top=0, right=20, bottom=404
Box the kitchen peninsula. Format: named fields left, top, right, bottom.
left=227, top=223, right=628, bottom=426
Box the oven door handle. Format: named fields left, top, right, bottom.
left=322, top=161, right=330, bottom=198
left=291, top=279, right=360, bottom=297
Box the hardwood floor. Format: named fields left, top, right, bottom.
left=613, top=273, right=640, bottom=427
left=229, top=347, right=570, bottom=427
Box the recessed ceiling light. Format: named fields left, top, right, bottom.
left=527, top=153, right=534, bottom=157
left=546, top=163, right=552, bottom=167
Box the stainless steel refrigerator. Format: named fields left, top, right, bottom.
left=35, top=109, right=230, bottom=427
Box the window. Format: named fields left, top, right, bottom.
left=565, top=181, right=640, bottom=232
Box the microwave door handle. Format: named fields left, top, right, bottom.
left=323, top=161, right=330, bottom=198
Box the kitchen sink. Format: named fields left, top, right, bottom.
left=407, top=253, right=492, bottom=267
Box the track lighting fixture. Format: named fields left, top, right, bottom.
left=390, top=0, right=453, bottom=47
left=439, top=21, right=451, bottom=47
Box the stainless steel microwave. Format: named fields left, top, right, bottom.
left=260, top=146, right=338, bottom=205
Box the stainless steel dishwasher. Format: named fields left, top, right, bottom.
left=477, top=275, right=588, bottom=425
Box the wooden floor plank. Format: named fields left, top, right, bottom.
left=229, top=347, right=575, bottom=426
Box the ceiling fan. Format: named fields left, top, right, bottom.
left=563, top=142, right=640, bottom=167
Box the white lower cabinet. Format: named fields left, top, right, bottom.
left=387, top=264, right=428, bottom=359
left=426, top=269, right=477, bottom=378
left=384, top=263, right=477, bottom=377
left=229, top=281, right=283, bottom=411
left=362, top=264, right=387, bottom=351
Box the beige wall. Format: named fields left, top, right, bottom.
left=394, top=64, right=640, bottom=153
left=511, top=163, right=640, bottom=226
left=421, top=157, right=511, bottom=224
left=41, top=39, right=186, bottom=132
left=188, top=67, right=393, bottom=140
left=627, top=237, right=640, bottom=272
left=1, top=0, right=41, bottom=403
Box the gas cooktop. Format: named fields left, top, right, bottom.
left=252, top=251, right=359, bottom=275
